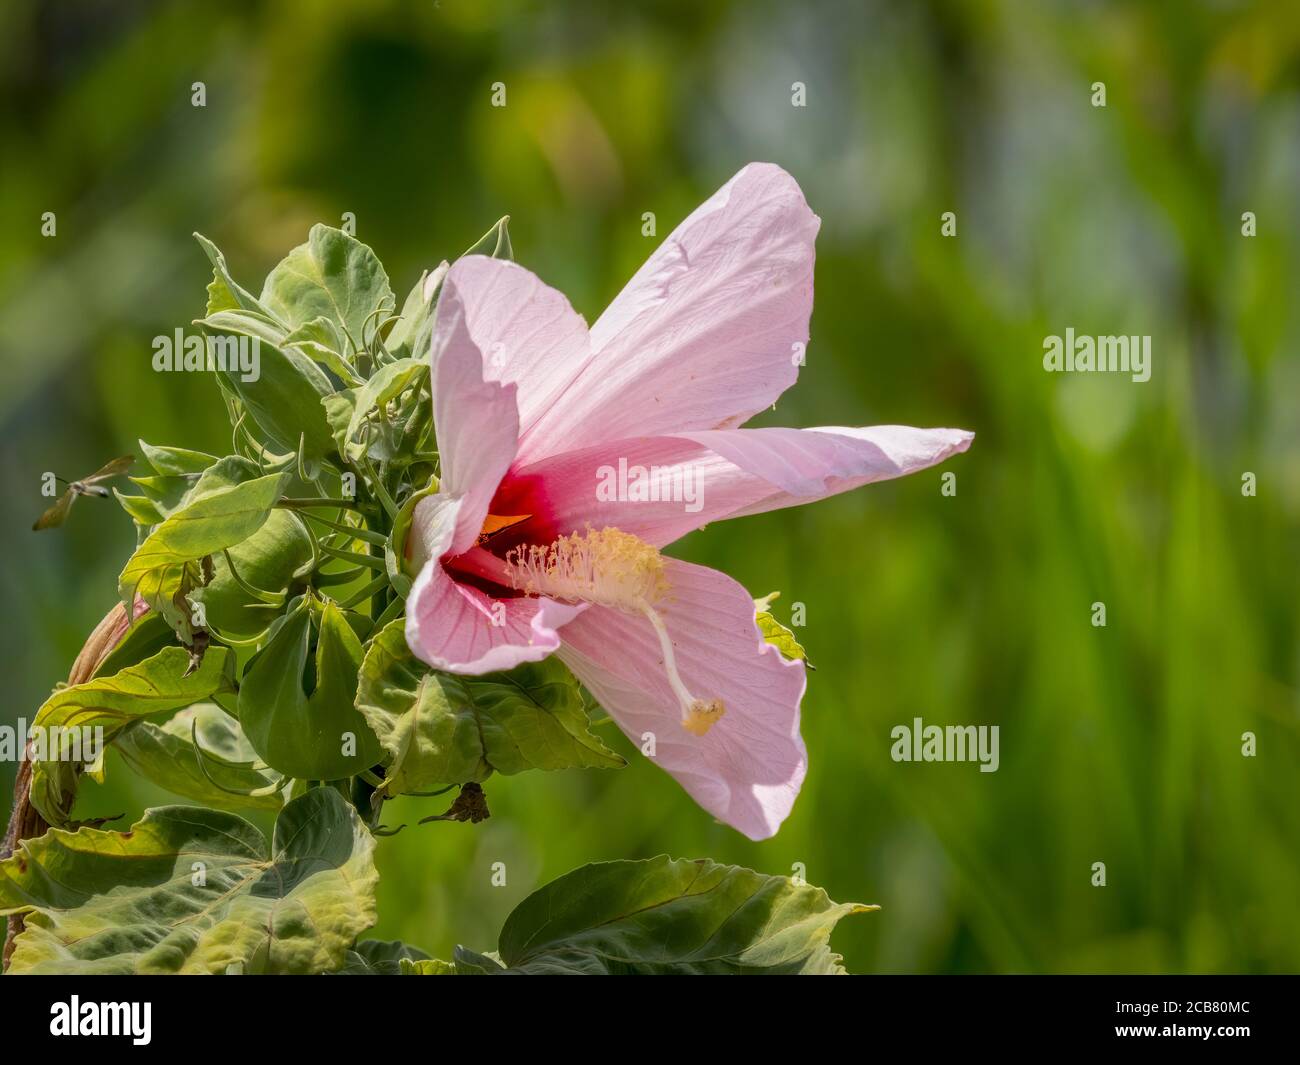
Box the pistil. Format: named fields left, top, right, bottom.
left=499, top=526, right=726, bottom=736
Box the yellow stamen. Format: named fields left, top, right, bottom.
left=504, top=527, right=725, bottom=736
left=504, top=527, right=668, bottom=609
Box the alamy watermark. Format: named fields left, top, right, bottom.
left=596, top=457, right=704, bottom=513
left=152, top=328, right=260, bottom=382
left=890, top=717, right=999, bottom=773
left=50, top=997, right=151, bottom=1045
left=0, top=721, right=104, bottom=764
left=1043, top=329, right=1150, bottom=383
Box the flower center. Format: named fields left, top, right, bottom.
left=502, top=526, right=725, bottom=736
left=504, top=526, right=666, bottom=608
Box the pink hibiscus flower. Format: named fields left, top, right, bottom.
left=404, top=163, right=972, bottom=840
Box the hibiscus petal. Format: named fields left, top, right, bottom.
left=405, top=559, right=583, bottom=676
left=434, top=256, right=593, bottom=468
left=429, top=270, right=522, bottom=555
left=556, top=558, right=807, bottom=840
left=406, top=492, right=462, bottom=574
left=497, top=424, right=973, bottom=548
left=405, top=494, right=583, bottom=673
left=523, top=162, right=820, bottom=457
left=674, top=424, right=975, bottom=521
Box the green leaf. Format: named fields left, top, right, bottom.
left=757, top=611, right=807, bottom=662
left=196, top=509, right=313, bottom=638
left=355, top=620, right=624, bottom=797
left=397, top=947, right=502, bottom=974
left=139, top=441, right=219, bottom=476
left=117, top=470, right=290, bottom=640
left=339, top=357, right=428, bottom=459
left=129, top=457, right=255, bottom=521
left=0, top=788, right=378, bottom=974
left=121, top=455, right=264, bottom=529
left=755, top=592, right=809, bottom=664
left=334, top=938, right=431, bottom=974
left=113, top=489, right=165, bottom=527
left=384, top=262, right=446, bottom=361
left=114, top=702, right=284, bottom=812
left=126, top=473, right=199, bottom=517
left=92, top=610, right=177, bottom=679
left=188, top=454, right=263, bottom=496
left=489, top=856, right=873, bottom=974
left=238, top=598, right=384, bottom=780
left=384, top=474, right=439, bottom=597
left=448, top=945, right=506, bottom=974
left=27, top=646, right=233, bottom=825
left=196, top=309, right=336, bottom=464
left=260, top=224, right=394, bottom=351
left=322, top=389, right=360, bottom=460
left=463, top=216, right=513, bottom=260
left=283, top=315, right=363, bottom=387
left=194, top=232, right=274, bottom=318
left=401, top=957, right=458, bottom=975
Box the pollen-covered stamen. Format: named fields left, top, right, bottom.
left=504, top=526, right=667, bottom=609
left=503, top=527, right=726, bottom=736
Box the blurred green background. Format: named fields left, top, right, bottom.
left=3, top=0, right=1299, bottom=973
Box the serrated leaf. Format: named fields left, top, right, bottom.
left=490, top=856, right=872, bottom=974
left=260, top=224, right=394, bottom=350
left=113, top=702, right=283, bottom=812
left=27, top=646, right=233, bottom=825
left=117, top=470, right=290, bottom=640
left=238, top=599, right=384, bottom=780
left=355, top=620, right=624, bottom=797
left=0, top=788, right=377, bottom=974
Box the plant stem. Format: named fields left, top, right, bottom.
left=293, top=511, right=387, bottom=546
left=276, top=497, right=362, bottom=511
left=337, top=574, right=390, bottom=610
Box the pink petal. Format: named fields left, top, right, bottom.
left=429, top=270, right=522, bottom=556
left=434, top=256, right=593, bottom=468
left=405, top=492, right=462, bottom=574
left=521, top=163, right=820, bottom=459
left=406, top=564, right=582, bottom=679
left=495, top=424, right=973, bottom=549
left=556, top=558, right=807, bottom=840
left=675, top=424, right=975, bottom=521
